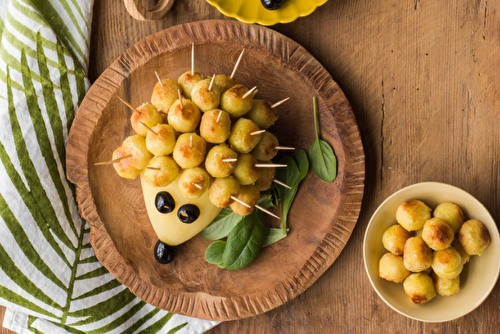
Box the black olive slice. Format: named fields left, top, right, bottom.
left=155, top=192, right=175, bottom=214
left=261, top=0, right=282, bottom=10
left=177, top=204, right=200, bottom=224
left=154, top=240, right=175, bottom=264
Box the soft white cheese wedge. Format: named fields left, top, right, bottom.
left=140, top=173, right=221, bottom=246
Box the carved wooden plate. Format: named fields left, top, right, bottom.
left=66, top=20, right=365, bottom=321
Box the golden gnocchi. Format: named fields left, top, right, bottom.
left=379, top=199, right=490, bottom=305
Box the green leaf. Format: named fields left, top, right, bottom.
left=276, top=156, right=301, bottom=233
left=205, top=240, right=226, bottom=266
left=200, top=193, right=273, bottom=240
left=309, top=97, right=337, bottom=183
left=222, top=210, right=266, bottom=270
left=199, top=207, right=244, bottom=240
left=262, top=228, right=289, bottom=248
left=256, top=193, right=274, bottom=210
left=309, top=139, right=337, bottom=182
left=292, top=149, right=309, bottom=182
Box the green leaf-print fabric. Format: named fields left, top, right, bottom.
left=0, top=1, right=219, bottom=333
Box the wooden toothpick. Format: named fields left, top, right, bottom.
left=274, top=146, right=295, bottom=150
left=231, top=196, right=280, bottom=219
left=230, top=48, right=245, bottom=79
left=255, top=204, right=280, bottom=220
left=208, top=75, right=215, bottom=91
left=216, top=110, right=223, bottom=123
left=271, top=97, right=290, bottom=109
left=190, top=135, right=193, bottom=148
left=231, top=196, right=251, bottom=208
left=250, top=130, right=266, bottom=136
left=222, top=158, right=237, bottom=163
left=273, top=179, right=292, bottom=189
left=146, top=167, right=161, bottom=171
left=255, top=163, right=288, bottom=168
left=155, top=71, right=163, bottom=86
left=242, top=86, right=257, bottom=99
left=193, top=183, right=202, bottom=189
left=140, top=121, right=157, bottom=135
left=118, top=97, right=140, bottom=114
left=94, top=154, right=131, bottom=165
left=178, top=89, right=184, bottom=110
left=191, top=43, right=195, bottom=75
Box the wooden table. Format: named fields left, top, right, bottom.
left=2, top=0, right=500, bottom=332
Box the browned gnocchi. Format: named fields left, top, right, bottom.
left=403, top=273, right=436, bottom=304
left=111, top=68, right=289, bottom=219
left=382, top=224, right=413, bottom=256
left=379, top=199, right=490, bottom=305
left=422, top=218, right=454, bottom=251
left=458, top=219, right=491, bottom=256
left=396, top=200, right=431, bottom=231
left=403, top=237, right=433, bottom=272
left=379, top=253, right=410, bottom=283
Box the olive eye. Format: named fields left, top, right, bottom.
left=177, top=204, right=200, bottom=224
left=154, top=240, right=175, bottom=264
left=155, top=192, right=175, bottom=214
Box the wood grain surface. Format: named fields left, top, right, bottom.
left=66, top=19, right=363, bottom=321
left=2, top=0, right=500, bottom=332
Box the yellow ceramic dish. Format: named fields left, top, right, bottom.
left=207, top=0, right=328, bottom=26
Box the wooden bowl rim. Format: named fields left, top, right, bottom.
left=66, top=19, right=365, bottom=321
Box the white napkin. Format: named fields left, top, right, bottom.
left=0, top=0, right=219, bottom=332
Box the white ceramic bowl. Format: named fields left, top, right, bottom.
left=363, top=182, right=500, bottom=322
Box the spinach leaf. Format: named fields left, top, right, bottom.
left=293, top=149, right=309, bottom=182
left=222, top=210, right=266, bottom=270
left=200, top=193, right=274, bottom=240
left=204, top=240, right=226, bottom=266
left=256, top=193, right=273, bottom=210
left=262, top=227, right=289, bottom=247
left=308, top=97, right=337, bottom=183
left=276, top=156, right=301, bottom=233
left=199, top=207, right=244, bottom=240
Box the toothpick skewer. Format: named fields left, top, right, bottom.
left=191, top=43, right=195, bottom=75
left=242, top=86, right=257, bottom=99
left=155, top=71, right=163, bottom=86
left=230, top=49, right=245, bottom=79
left=118, top=97, right=140, bottom=114
left=222, top=158, right=238, bottom=162
left=140, top=121, right=157, bottom=135
left=250, top=130, right=266, bottom=136
left=271, top=97, right=290, bottom=109
left=255, top=204, right=280, bottom=220
left=255, top=163, right=288, bottom=168
left=231, top=196, right=281, bottom=220
left=190, top=135, right=193, bottom=148
left=208, top=75, right=215, bottom=91
left=273, top=179, right=292, bottom=189
left=146, top=167, right=160, bottom=171
left=231, top=196, right=251, bottom=208
left=178, top=89, right=184, bottom=109
left=216, top=110, right=223, bottom=123
left=275, top=146, right=295, bottom=150
left=193, top=183, right=202, bottom=189
left=94, top=155, right=131, bottom=165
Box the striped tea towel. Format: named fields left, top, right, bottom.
left=0, top=0, right=219, bottom=332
